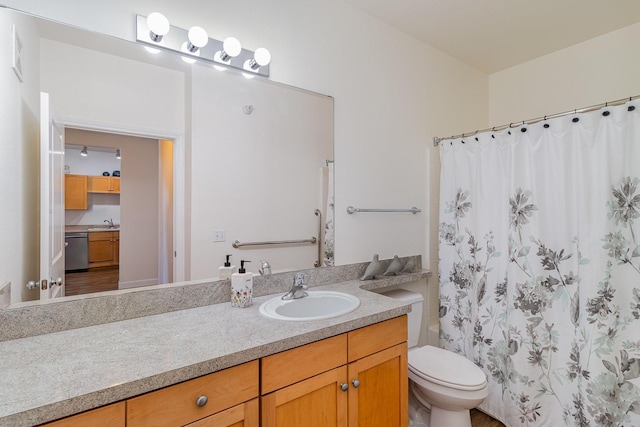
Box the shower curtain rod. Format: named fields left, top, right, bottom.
left=432, top=94, right=640, bottom=147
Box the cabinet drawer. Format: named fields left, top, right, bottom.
left=127, top=360, right=259, bottom=427
left=261, top=334, right=347, bottom=394
left=348, top=316, right=407, bottom=362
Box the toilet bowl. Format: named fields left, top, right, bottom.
left=380, top=289, right=488, bottom=427
left=409, top=345, right=488, bottom=427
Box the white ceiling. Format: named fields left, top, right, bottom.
left=342, top=0, right=640, bottom=73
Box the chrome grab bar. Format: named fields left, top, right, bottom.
left=314, top=209, right=322, bottom=267
left=346, top=206, right=421, bottom=215
left=233, top=237, right=317, bottom=248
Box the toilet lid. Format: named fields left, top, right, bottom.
left=408, top=346, right=487, bottom=391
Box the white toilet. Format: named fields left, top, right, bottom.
left=381, top=289, right=488, bottom=427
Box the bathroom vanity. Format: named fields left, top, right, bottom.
left=0, top=259, right=428, bottom=426
left=40, top=317, right=407, bottom=427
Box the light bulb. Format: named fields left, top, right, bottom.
left=147, top=12, right=170, bottom=42
left=223, top=37, right=241, bottom=57
left=80, top=146, right=88, bottom=157
left=215, top=37, right=242, bottom=63
left=244, top=47, right=271, bottom=72
left=254, top=48, right=271, bottom=66
left=187, top=26, right=208, bottom=52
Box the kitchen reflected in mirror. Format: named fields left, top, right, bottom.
left=1, top=6, right=333, bottom=307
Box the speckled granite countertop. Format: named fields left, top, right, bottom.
left=65, top=225, right=120, bottom=232
left=0, top=278, right=416, bottom=426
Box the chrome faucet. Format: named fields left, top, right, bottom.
left=104, top=218, right=115, bottom=228
left=282, top=272, right=308, bottom=300
left=259, top=260, right=272, bottom=275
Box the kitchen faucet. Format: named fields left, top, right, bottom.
left=281, top=272, right=308, bottom=300
left=104, top=218, right=115, bottom=228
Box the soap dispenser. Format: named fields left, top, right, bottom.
left=231, top=260, right=253, bottom=308
left=219, top=254, right=236, bottom=280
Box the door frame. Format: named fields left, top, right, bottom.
left=62, top=118, right=187, bottom=283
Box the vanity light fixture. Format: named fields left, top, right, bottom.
left=115, top=149, right=121, bottom=160
left=146, top=12, right=170, bottom=42
left=135, top=14, right=270, bottom=77
left=80, top=146, right=88, bottom=157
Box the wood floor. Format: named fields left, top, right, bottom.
left=65, top=266, right=119, bottom=296
left=471, top=409, right=505, bottom=427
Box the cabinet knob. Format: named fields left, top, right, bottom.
left=351, top=379, right=360, bottom=388
left=196, top=395, right=208, bottom=407
left=340, top=383, right=348, bottom=392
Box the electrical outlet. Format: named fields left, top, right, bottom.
left=213, top=229, right=226, bottom=242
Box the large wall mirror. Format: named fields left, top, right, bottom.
left=0, top=7, right=334, bottom=307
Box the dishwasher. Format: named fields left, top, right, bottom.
left=65, top=232, right=89, bottom=272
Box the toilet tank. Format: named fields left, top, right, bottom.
left=380, top=289, right=423, bottom=348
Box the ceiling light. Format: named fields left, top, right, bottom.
left=146, top=12, right=170, bottom=43
left=80, top=146, right=88, bottom=157
left=115, top=149, right=121, bottom=160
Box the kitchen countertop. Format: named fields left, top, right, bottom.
left=65, top=225, right=120, bottom=233
left=0, top=279, right=412, bottom=426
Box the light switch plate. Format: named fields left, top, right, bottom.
left=213, top=229, right=226, bottom=242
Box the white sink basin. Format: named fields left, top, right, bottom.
left=259, top=290, right=360, bottom=321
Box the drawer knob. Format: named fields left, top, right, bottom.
left=340, top=383, right=348, bottom=392
left=196, top=395, right=208, bottom=407
left=351, top=379, right=360, bottom=388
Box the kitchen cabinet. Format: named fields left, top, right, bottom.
left=261, top=316, right=408, bottom=427
left=39, top=402, right=125, bottom=426
left=127, top=360, right=259, bottom=427
left=88, top=231, right=119, bottom=268
left=88, top=175, right=120, bottom=193
left=64, top=174, right=87, bottom=210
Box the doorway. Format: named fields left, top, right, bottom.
left=63, top=128, right=176, bottom=295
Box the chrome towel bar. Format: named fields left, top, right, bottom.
left=346, top=206, right=421, bottom=215
left=233, top=237, right=317, bottom=248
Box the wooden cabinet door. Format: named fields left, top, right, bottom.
left=88, top=232, right=115, bottom=265
left=113, top=231, right=119, bottom=264
left=262, top=366, right=348, bottom=427
left=110, top=177, right=120, bottom=193
left=88, top=176, right=119, bottom=193
left=64, top=174, right=87, bottom=210
left=186, top=398, right=259, bottom=427
left=347, top=343, right=408, bottom=427
left=88, top=176, right=110, bottom=193
left=40, top=402, right=125, bottom=427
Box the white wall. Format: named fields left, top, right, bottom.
left=64, top=128, right=160, bottom=289
left=39, top=39, right=185, bottom=135
left=190, top=66, right=333, bottom=279
left=65, top=147, right=121, bottom=226
left=5, top=0, right=489, bottom=272
left=0, top=12, right=41, bottom=303
left=490, top=23, right=640, bottom=124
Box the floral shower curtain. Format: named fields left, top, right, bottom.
left=438, top=100, right=640, bottom=426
